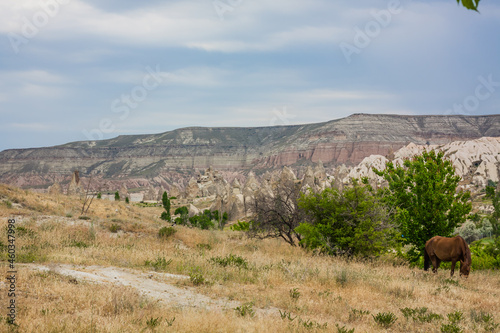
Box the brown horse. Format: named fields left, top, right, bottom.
left=424, top=236, right=471, bottom=278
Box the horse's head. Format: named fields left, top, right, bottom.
left=459, top=260, right=470, bottom=278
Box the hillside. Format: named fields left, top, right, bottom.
left=0, top=184, right=499, bottom=332
left=0, top=113, right=499, bottom=191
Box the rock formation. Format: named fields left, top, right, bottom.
left=67, top=171, right=82, bottom=196
left=1, top=114, right=498, bottom=192
left=48, top=182, right=61, bottom=195
left=344, top=137, right=500, bottom=188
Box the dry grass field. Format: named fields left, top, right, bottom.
left=1, top=184, right=499, bottom=332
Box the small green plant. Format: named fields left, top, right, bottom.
left=109, top=224, right=120, bottom=233
left=15, top=226, right=36, bottom=238
left=442, top=278, right=460, bottom=286
left=336, top=324, right=355, bottom=333
left=189, top=269, right=206, bottom=286
left=196, top=243, right=212, bottom=250
left=158, top=226, right=176, bottom=239
left=145, top=257, right=172, bottom=271
left=209, top=254, right=248, bottom=269
left=65, top=212, right=73, bottom=218
left=145, top=316, right=162, bottom=329
left=69, top=240, right=89, bottom=248
left=373, top=312, right=397, bottom=328
left=336, top=269, right=348, bottom=287
left=230, top=220, right=250, bottom=231
left=289, top=288, right=301, bottom=300
left=441, top=311, right=464, bottom=333
left=4, top=200, right=12, bottom=208
left=96, top=192, right=102, bottom=199
left=234, top=302, right=255, bottom=317
left=125, top=197, right=129, bottom=204
left=470, top=310, right=499, bottom=332
left=78, top=216, right=91, bottom=220
left=349, top=309, right=370, bottom=322
left=165, top=317, right=176, bottom=327
left=114, top=191, right=120, bottom=201
left=279, top=310, right=297, bottom=321
left=400, top=307, right=443, bottom=323
left=298, top=318, right=328, bottom=329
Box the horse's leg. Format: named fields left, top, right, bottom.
left=450, top=260, right=457, bottom=277
left=431, top=257, right=440, bottom=274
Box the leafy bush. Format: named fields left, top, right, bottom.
left=349, top=309, right=370, bottom=322
left=209, top=254, right=248, bottom=269
left=189, top=210, right=220, bottom=230
left=145, top=317, right=162, bottom=329
left=234, top=302, right=255, bottom=317
left=174, top=206, right=189, bottom=225
left=109, top=224, right=120, bottom=233
left=441, top=311, right=464, bottom=333
left=469, top=238, right=500, bottom=270
left=289, top=288, right=301, bottom=300
left=230, top=220, right=251, bottom=231
left=400, top=307, right=443, bottom=323
left=145, top=257, right=172, bottom=271
left=372, top=312, right=397, bottom=328
left=296, top=179, right=395, bottom=257
left=196, top=243, right=212, bottom=251
left=470, top=310, right=499, bottom=332
left=158, top=226, right=176, bottom=239
left=336, top=324, right=355, bottom=333
left=189, top=271, right=206, bottom=286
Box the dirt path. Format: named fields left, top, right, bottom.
left=28, top=264, right=279, bottom=316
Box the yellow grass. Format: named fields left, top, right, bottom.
left=1, top=184, right=500, bottom=332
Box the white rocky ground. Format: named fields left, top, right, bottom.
left=25, top=263, right=280, bottom=316
left=344, top=137, right=500, bottom=188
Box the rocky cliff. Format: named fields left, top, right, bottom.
left=0, top=113, right=498, bottom=190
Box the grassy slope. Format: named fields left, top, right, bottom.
left=0, top=184, right=499, bottom=332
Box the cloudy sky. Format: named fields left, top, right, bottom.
left=0, top=0, right=499, bottom=151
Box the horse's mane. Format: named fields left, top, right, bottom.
left=457, top=235, right=472, bottom=265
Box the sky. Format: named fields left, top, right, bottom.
left=0, top=0, right=499, bottom=152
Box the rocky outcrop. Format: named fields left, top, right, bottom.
left=48, top=182, right=62, bottom=195
left=67, top=171, right=82, bottom=196
left=344, top=137, right=500, bottom=188
left=0, top=114, right=498, bottom=191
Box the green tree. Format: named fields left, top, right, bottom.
left=489, top=189, right=500, bottom=236
left=125, top=197, right=130, bottom=204
left=161, top=191, right=171, bottom=221
left=174, top=206, right=189, bottom=225
left=374, top=150, right=472, bottom=262
left=457, top=0, right=480, bottom=11
left=189, top=209, right=215, bottom=230
left=296, top=179, right=395, bottom=257
left=114, top=191, right=120, bottom=201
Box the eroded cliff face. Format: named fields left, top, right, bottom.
left=0, top=113, right=498, bottom=190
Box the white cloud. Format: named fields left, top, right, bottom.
left=9, top=122, right=53, bottom=131
left=0, top=0, right=358, bottom=52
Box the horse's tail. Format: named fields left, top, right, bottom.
left=424, top=246, right=430, bottom=271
